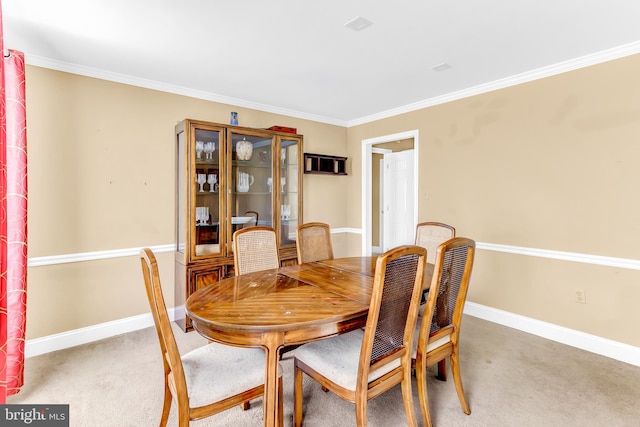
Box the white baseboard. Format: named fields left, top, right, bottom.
left=25, top=303, right=640, bottom=368
left=464, top=302, right=640, bottom=367
left=25, top=309, right=173, bottom=358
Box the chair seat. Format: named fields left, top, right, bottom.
left=183, top=343, right=280, bottom=408
left=411, top=324, right=451, bottom=359
left=294, top=329, right=400, bottom=392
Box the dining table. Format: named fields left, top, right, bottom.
left=185, top=256, right=434, bottom=427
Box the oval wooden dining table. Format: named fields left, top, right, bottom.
left=185, top=256, right=434, bottom=427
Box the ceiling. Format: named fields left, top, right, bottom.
left=4, top=0, right=640, bottom=126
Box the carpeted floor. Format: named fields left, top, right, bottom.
left=7, top=315, right=640, bottom=426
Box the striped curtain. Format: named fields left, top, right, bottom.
left=1, top=0, right=29, bottom=402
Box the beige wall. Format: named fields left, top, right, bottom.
left=25, top=66, right=347, bottom=338
left=346, top=54, right=640, bottom=347
left=25, top=54, right=640, bottom=349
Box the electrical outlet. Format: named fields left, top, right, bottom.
left=575, top=288, right=586, bottom=304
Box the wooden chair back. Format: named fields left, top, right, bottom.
left=140, top=248, right=189, bottom=411
left=415, top=222, right=455, bottom=264
left=141, top=248, right=281, bottom=425
left=296, top=222, right=334, bottom=264
left=243, top=210, right=259, bottom=228
left=233, top=226, right=279, bottom=276
left=414, top=237, right=475, bottom=427
left=360, top=245, right=427, bottom=386
left=293, top=245, right=427, bottom=427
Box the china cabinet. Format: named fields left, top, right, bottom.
left=174, top=119, right=303, bottom=331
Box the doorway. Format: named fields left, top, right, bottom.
left=361, top=130, right=419, bottom=255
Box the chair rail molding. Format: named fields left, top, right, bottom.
left=28, top=244, right=174, bottom=267
left=477, top=242, right=640, bottom=270
left=27, top=240, right=640, bottom=271
left=24, top=239, right=640, bottom=365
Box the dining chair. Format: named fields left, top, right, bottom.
left=296, top=222, right=334, bottom=264
left=415, top=222, right=456, bottom=265
left=412, top=237, right=475, bottom=427
left=293, top=245, right=427, bottom=427
left=414, top=222, right=456, bottom=379
left=232, top=226, right=279, bottom=276
left=243, top=210, right=259, bottom=228
left=139, top=248, right=282, bottom=426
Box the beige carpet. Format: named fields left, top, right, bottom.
left=7, top=315, right=640, bottom=426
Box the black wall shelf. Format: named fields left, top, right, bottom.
left=304, top=153, right=347, bottom=175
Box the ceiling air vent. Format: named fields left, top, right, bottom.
left=344, top=16, right=373, bottom=32
left=432, top=63, right=451, bottom=72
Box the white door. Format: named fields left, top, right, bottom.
left=382, top=149, right=415, bottom=251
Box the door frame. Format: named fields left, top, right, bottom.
left=361, top=130, right=419, bottom=255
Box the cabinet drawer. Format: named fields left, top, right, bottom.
left=190, top=265, right=224, bottom=294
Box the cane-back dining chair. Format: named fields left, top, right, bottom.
left=293, top=245, right=427, bottom=427
left=296, top=222, right=334, bottom=264
left=415, top=222, right=456, bottom=265
left=233, top=226, right=279, bottom=276
left=412, top=237, right=475, bottom=427
left=139, top=248, right=282, bottom=426
left=414, top=222, right=456, bottom=379
left=243, top=210, right=259, bottom=228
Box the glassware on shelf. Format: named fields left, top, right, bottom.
left=267, top=177, right=272, bottom=193
left=236, top=138, right=253, bottom=160
left=207, top=173, right=217, bottom=192
left=280, top=177, right=286, bottom=193
left=196, top=206, right=209, bottom=225
left=197, top=173, right=207, bottom=192
left=204, top=141, right=216, bottom=159
left=281, top=205, right=290, bottom=220
left=196, top=140, right=204, bottom=159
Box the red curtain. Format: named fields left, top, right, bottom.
left=1, top=0, right=29, bottom=402
left=0, top=0, right=7, bottom=402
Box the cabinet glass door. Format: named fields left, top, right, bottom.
left=228, top=131, right=274, bottom=243
left=280, top=138, right=299, bottom=246
left=194, top=127, right=223, bottom=257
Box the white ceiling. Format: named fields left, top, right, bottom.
left=4, top=0, right=640, bottom=126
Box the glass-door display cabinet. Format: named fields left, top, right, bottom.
left=175, top=119, right=303, bottom=330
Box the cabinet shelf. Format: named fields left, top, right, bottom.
left=233, top=191, right=298, bottom=195
left=196, top=160, right=220, bottom=165
left=234, top=191, right=272, bottom=195
left=233, top=161, right=271, bottom=168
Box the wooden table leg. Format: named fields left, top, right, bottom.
left=262, top=332, right=284, bottom=427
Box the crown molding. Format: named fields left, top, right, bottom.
left=25, top=42, right=640, bottom=130
left=23, top=54, right=348, bottom=128
left=347, top=40, right=640, bottom=127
